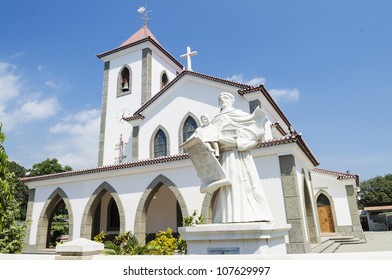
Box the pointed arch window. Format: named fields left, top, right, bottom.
left=317, top=193, right=330, bottom=206
left=107, top=197, right=120, bottom=231
left=117, top=65, right=132, bottom=97
left=161, top=71, right=169, bottom=89
left=183, top=116, right=197, bottom=142
left=154, top=129, right=167, bottom=157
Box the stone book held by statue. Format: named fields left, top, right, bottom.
left=181, top=136, right=231, bottom=194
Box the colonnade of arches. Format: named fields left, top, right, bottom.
left=34, top=175, right=195, bottom=249
left=34, top=176, right=338, bottom=249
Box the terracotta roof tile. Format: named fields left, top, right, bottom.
left=238, top=85, right=292, bottom=128
left=97, top=37, right=183, bottom=69
left=21, top=154, right=190, bottom=183
left=313, top=168, right=359, bottom=181
left=21, top=135, right=318, bottom=183
left=119, top=25, right=161, bottom=47
left=130, top=70, right=252, bottom=117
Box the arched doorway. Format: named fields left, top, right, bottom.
left=317, top=193, right=335, bottom=233
left=80, top=182, right=125, bottom=241
left=145, top=184, right=182, bottom=242
left=46, top=199, right=69, bottom=248
left=134, top=175, right=188, bottom=244
left=91, top=192, right=121, bottom=241
left=36, top=188, right=73, bottom=250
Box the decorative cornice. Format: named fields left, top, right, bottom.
left=21, top=154, right=190, bottom=183
left=270, top=122, right=287, bottom=136
left=258, top=133, right=319, bottom=166
left=313, top=168, right=359, bottom=181
left=132, top=70, right=252, bottom=116
left=96, top=37, right=183, bottom=69
left=22, top=134, right=318, bottom=183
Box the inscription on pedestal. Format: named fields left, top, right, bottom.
left=207, top=247, right=240, bottom=255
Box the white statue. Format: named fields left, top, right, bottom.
left=210, top=92, right=273, bottom=223
left=193, top=114, right=220, bottom=158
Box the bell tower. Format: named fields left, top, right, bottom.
left=96, top=16, right=183, bottom=166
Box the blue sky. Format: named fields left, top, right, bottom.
left=0, top=0, right=391, bottom=180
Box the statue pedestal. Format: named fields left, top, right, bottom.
left=178, top=222, right=291, bottom=255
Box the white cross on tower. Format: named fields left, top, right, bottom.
left=180, top=46, right=197, bottom=71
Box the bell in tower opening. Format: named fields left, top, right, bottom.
left=121, top=67, right=130, bottom=92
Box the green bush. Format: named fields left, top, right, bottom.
left=103, top=231, right=159, bottom=255
left=148, top=228, right=177, bottom=255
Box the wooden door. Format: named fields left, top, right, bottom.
left=317, top=205, right=335, bottom=233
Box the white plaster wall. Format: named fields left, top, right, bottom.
left=137, top=79, right=257, bottom=159
left=27, top=151, right=289, bottom=246
left=312, top=173, right=353, bottom=226
left=151, top=52, right=178, bottom=95
left=254, top=155, right=286, bottom=224
left=103, top=51, right=142, bottom=165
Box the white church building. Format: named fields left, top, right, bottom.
left=22, top=23, right=364, bottom=254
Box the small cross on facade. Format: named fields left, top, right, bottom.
left=180, top=46, right=197, bottom=71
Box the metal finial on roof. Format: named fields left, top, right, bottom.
left=137, top=2, right=152, bottom=26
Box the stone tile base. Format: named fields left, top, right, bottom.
left=179, top=222, right=291, bottom=255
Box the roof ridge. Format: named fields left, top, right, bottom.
left=313, top=168, right=359, bottom=179
left=132, top=70, right=253, bottom=116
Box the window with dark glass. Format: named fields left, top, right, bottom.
left=154, top=129, right=167, bottom=157
left=183, top=116, right=197, bottom=142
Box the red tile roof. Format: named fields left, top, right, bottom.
left=313, top=168, right=359, bottom=183
left=97, top=34, right=183, bottom=69
left=364, top=205, right=392, bottom=211
left=125, top=70, right=253, bottom=118
left=21, top=135, right=318, bottom=183
left=259, top=133, right=319, bottom=166
left=119, top=25, right=161, bottom=47
left=238, top=85, right=292, bottom=128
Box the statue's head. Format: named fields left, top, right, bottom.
left=200, top=114, right=211, bottom=126
left=218, top=92, right=235, bottom=110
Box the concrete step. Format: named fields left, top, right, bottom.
left=311, top=240, right=336, bottom=253
left=311, top=236, right=367, bottom=253
left=322, top=242, right=341, bottom=253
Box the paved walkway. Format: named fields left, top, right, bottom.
left=335, top=231, right=392, bottom=253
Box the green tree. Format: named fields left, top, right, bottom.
left=359, top=174, right=392, bottom=207
left=26, top=158, right=72, bottom=248
left=0, top=123, right=12, bottom=232
left=7, top=161, right=28, bottom=220
left=0, top=123, right=27, bottom=253
left=28, top=158, right=72, bottom=177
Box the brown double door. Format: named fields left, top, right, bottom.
left=317, top=205, right=335, bottom=233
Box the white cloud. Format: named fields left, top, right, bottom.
left=269, top=88, right=300, bottom=102
left=19, top=97, right=60, bottom=121
left=47, top=109, right=101, bottom=169
left=226, top=73, right=300, bottom=102
left=0, top=62, right=20, bottom=104
left=226, top=74, right=266, bottom=87
left=45, top=80, right=60, bottom=89
left=0, top=61, right=61, bottom=131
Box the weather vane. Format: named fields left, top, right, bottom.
left=137, top=2, right=152, bottom=26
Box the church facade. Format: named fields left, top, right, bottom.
left=22, top=24, right=364, bottom=254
